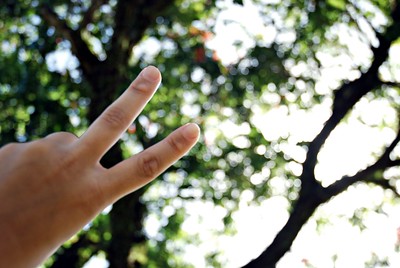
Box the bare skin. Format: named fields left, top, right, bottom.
left=0, top=66, right=200, bottom=268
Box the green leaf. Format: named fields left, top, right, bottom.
left=327, top=0, right=346, bottom=10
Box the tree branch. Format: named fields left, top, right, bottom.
left=381, top=81, right=400, bottom=88
left=325, top=125, right=400, bottom=199
left=107, top=0, right=175, bottom=66
left=39, top=4, right=100, bottom=78
left=300, top=0, right=400, bottom=190
left=244, top=113, right=400, bottom=268
left=389, top=159, right=400, bottom=167
left=243, top=3, right=400, bottom=267
left=364, top=176, right=400, bottom=197
left=80, top=0, right=109, bottom=29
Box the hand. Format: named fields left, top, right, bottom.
left=0, top=66, right=200, bottom=268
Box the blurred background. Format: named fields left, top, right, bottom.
left=1, top=0, right=400, bottom=267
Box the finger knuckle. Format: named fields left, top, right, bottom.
left=130, top=81, right=153, bottom=96
left=166, top=136, right=184, bottom=154
left=26, top=140, right=51, bottom=154
left=57, top=131, right=78, bottom=139
left=45, top=132, right=78, bottom=144
left=14, top=141, right=54, bottom=167
left=31, top=138, right=77, bottom=168
left=0, top=142, right=20, bottom=152
left=138, top=153, right=160, bottom=179
left=0, top=143, right=23, bottom=161
left=101, top=106, right=127, bottom=128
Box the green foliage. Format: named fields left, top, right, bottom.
left=327, top=0, right=347, bottom=10
left=1, top=0, right=400, bottom=267
left=365, top=253, right=390, bottom=267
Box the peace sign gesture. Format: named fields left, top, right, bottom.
left=0, top=66, right=200, bottom=268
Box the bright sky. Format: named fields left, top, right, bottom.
left=46, top=0, right=400, bottom=267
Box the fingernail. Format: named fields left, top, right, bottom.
left=142, top=66, right=160, bottom=81
left=183, top=123, right=200, bottom=140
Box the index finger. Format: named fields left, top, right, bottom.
left=77, top=66, right=161, bottom=162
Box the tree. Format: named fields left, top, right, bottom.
left=242, top=0, right=400, bottom=266
left=1, top=0, right=400, bottom=267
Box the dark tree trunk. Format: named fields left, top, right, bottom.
left=62, top=0, right=175, bottom=265
left=99, top=143, right=148, bottom=268
left=108, top=189, right=147, bottom=268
